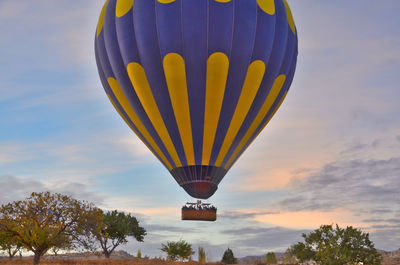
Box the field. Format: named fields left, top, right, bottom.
left=0, top=255, right=397, bottom=265
left=0, top=259, right=224, bottom=265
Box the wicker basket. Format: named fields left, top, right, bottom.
left=181, top=209, right=217, bottom=221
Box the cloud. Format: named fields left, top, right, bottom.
left=0, top=175, right=103, bottom=206
left=253, top=136, right=400, bottom=251
left=219, top=208, right=369, bottom=230
left=0, top=1, right=102, bottom=65
left=220, top=135, right=400, bottom=252
left=226, top=0, right=400, bottom=195
left=0, top=132, right=161, bottom=181
left=0, top=1, right=28, bottom=20
left=0, top=0, right=104, bottom=111
left=220, top=226, right=309, bottom=255
left=370, top=228, right=400, bottom=251
left=0, top=144, right=35, bottom=164
left=253, top=209, right=368, bottom=230
left=145, top=224, right=199, bottom=234
left=0, top=175, right=45, bottom=205
left=277, top=156, right=400, bottom=212
left=104, top=136, right=156, bottom=159
left=368, top=208, right=394, bottom=215
left=118, top=207, right=180, bottom=221
left=219, top=210, right=279, bottom=220
left=363, top=218, right=400, bottom=224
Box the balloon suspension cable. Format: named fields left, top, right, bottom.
left=183, top=200, right=216, bottom=210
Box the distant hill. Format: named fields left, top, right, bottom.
left=380, top=249, right=400, bottom=265
left=238, top=252, right=285, bottom=264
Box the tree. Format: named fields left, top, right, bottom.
left=283, top=247, right=298, bottom=264
left=161, top=240, right=194, bottom=261
left=0, top=192, right=100, bottom=265
left=266, top=252, right=277, bottom=264
left=291, top=224, right=382, bottom=265
left=221, top=248, right=238, bottom=264
left=49, top=234, right=72, bottom=256
left=198, top=246, right=206, bottom=263
left=137, top=249, right=142, bottom=258
left=87, top=210, right=146, bottom=258
left=0, top=231, right=22, bottom=258
left=289, top=242, right=314, bottom=263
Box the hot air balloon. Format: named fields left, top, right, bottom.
left=95, top=0, right=298, bottom=221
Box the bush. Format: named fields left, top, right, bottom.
left=198, top=247, right=206, bottom=263
left=160, top=240, right=194, bottom=261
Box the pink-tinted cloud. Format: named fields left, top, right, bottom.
left=253, top=209, right=368, bottom=229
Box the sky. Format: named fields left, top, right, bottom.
left=1, top=0, right=400, bottom=260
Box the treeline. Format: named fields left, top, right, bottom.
left=0, top=192, right=146, bottom=265
left=0, top=192, right=384, bottom=265
left=231, top=225, right=383, bottom=265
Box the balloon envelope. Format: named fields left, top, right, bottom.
left=95, top=0, right=298, bottom=199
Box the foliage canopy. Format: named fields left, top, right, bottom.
left=266, top=252, right=277, bottom=264
left=161, top=240, right=194, bottom=261
left=87, top=210, right=146, bottom=258
left=291, top=224, right=382, bottom=265
left=0, top=230, right=22, bottom=258
left=0, top=192, right=100, bottom=265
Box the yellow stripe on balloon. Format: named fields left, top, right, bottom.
left=158, top=0, right=176, bottom=3
left=106, top=93, right=171, bottom=170
left=116, top=0, right=134, bottom=18
left=215, top=0, right=232, bottom=3
left=107, top=78, right=173, bottom=170
left=163, top=53, right=195, bottom=166
left=283, top=0, right=296, bottom=34
left=96, top=0, right=109, bottom=37
left=227, top=89, right=288, bottom=170
left=126, top=62, right=182, bottom=167
left=202, top=52, right=229, bottom=165
left=257, top=0, right=275, bottom=15
left=226, top=90, right=288, bottom=171
left=215, top=60, right=266, bottom=167
left=225, top=75, right=286, bottom=169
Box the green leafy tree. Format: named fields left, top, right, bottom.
left=289, top=242, right=314, bottom=263
left=161, top=240, right=194, bottom=261
left=87, top=210, right=146, bottom=258
left=266, top=252, right=277, bottom=264
left=291, top=224, right=382, bottom=265
left=0, top=192, right=100, bottom=265
left=137, top=249, right=142, bottom=258
left=0, top=231, right=22, bottom=258
left=221, top=248, right=238, bottom=264
left=198, top=246, right=206, bottom=263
